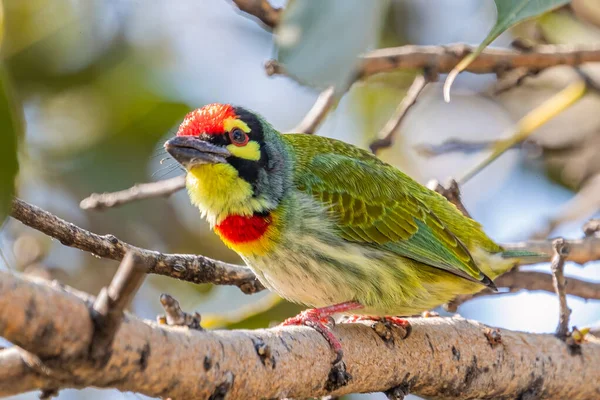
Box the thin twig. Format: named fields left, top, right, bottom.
left=370, top=74, right=431, bottom=154
left=80, top=175, right=186, bottom=211
left=445, top=269, right=600, bottom=312
left=90, top=251, right=146, bottom=363
left=291, top=86, right=336, bottom=134
left=231, top=0, right=281, bottom=29
left=551, top=238, right=571, bottom=339
left=11, top=198, right=264, bottom=294
left=158, top=293, right=203, bottom=330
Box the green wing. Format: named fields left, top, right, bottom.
left=290, top=143, right=495, bottom=289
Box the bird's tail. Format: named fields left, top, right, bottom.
left=499, top=249, right=551, bottom=265
left=476, top=247, right=551, bottom=280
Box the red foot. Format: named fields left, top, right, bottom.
left=281, top=302, right=362, bottom=364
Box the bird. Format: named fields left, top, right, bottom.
left=164, top=103, right=543, bottom=365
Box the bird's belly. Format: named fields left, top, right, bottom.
left=243, top=234, right=484, bottom=316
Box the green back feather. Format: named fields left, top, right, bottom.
left=282, top=133, right=502, bottom=288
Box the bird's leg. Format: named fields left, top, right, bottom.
left=281, top=301, right=362, bottom=364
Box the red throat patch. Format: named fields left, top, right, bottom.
left=177, top=103, right=236, bottom=136
left=215, top=214, right=272, bottom=244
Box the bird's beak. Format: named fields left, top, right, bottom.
left=164, top=136, right=231, bottom=168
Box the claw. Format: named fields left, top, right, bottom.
left=280, top=302, right=362, bottom=365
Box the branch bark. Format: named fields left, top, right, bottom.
left=357, top=43, right=600, bottom=80
left=10, top=198, right=264, bottom=294
left=1, top=271, right=599, bottom=399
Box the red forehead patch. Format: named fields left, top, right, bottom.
left=177, top=103, right=237, bottom=136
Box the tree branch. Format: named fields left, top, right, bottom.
left=90, top=251, right=146, bottom=363
left=10, top=197, right=600, bottom=303
left=370, top=73, right=432, bottom=154
left=551, top=239, right=571, bottom=339
left=445, top=270, right=600, bottom=312
left=10, top=198, right=264, bottom=294
left=291, top=86, right=336, bottom=134
left=1, top=271, right=599, bottom=399
left=79, top=175, right=186, bottom=211
left=231, top=0, right=281, bottom=29
left=357, top=43, right=600, bottom=80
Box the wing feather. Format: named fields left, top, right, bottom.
left=293, top=152, right=494, bottom=288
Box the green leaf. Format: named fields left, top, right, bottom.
left=0, top=66, right=21, bottom=224
left=443, top=0, right=571, bottom=102
left=275, top=0, right=388, bottom=91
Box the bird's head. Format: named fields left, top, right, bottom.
left=165, top=103, right=289, bottom=224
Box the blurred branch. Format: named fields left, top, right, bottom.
left=231, top=0, right=281, bottom=29
left=266, top=44, right=600, bottom=84
left=10, top=197, right=600, bottom=297
left=445, top=269, right=599, bottom=313
left=291, top=86, right=336, bottom=134
left=80, top=176, right=186, bottom=211
left=458, top=79, right=587, bottom=184
left=2, top=271, right=599, bottom=399
left=370, top=73, right=433, bottom=154
left=551, top=239, right=571, bottom=339
left=533, top=174, right=600, bottom=239
left=415, top=138, right=528, bottom=157
left=10, top=198, right=264, bottom=294
left=358, top=43, right=600, bottom=80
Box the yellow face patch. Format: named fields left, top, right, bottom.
left=226, top=140, right=261, bottom=161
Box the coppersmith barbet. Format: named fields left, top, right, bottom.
left=164, top=103, right=539, bottom=364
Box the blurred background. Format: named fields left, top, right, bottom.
left=1, top=0, right=599, bottom=399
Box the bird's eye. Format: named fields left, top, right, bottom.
left=229, top=128, right=249, bottom=146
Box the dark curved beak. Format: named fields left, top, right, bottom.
left=164, top=136, right=231, bottom=168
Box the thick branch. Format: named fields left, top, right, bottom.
left=10, top=198, right=264, bottom=294
left=80, top=175, right=186, bottom=211
left=1, top=272, right=599, bottom=399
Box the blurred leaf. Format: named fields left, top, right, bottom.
left=460, top=79, right=586, bottom=183
left=275, top=0, right=388, bottom=91
left=444, top=0, right=571, bottom=102
left=0, top=0, right=21, bottom=224
left=0, top=71, right=20, bottom=223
